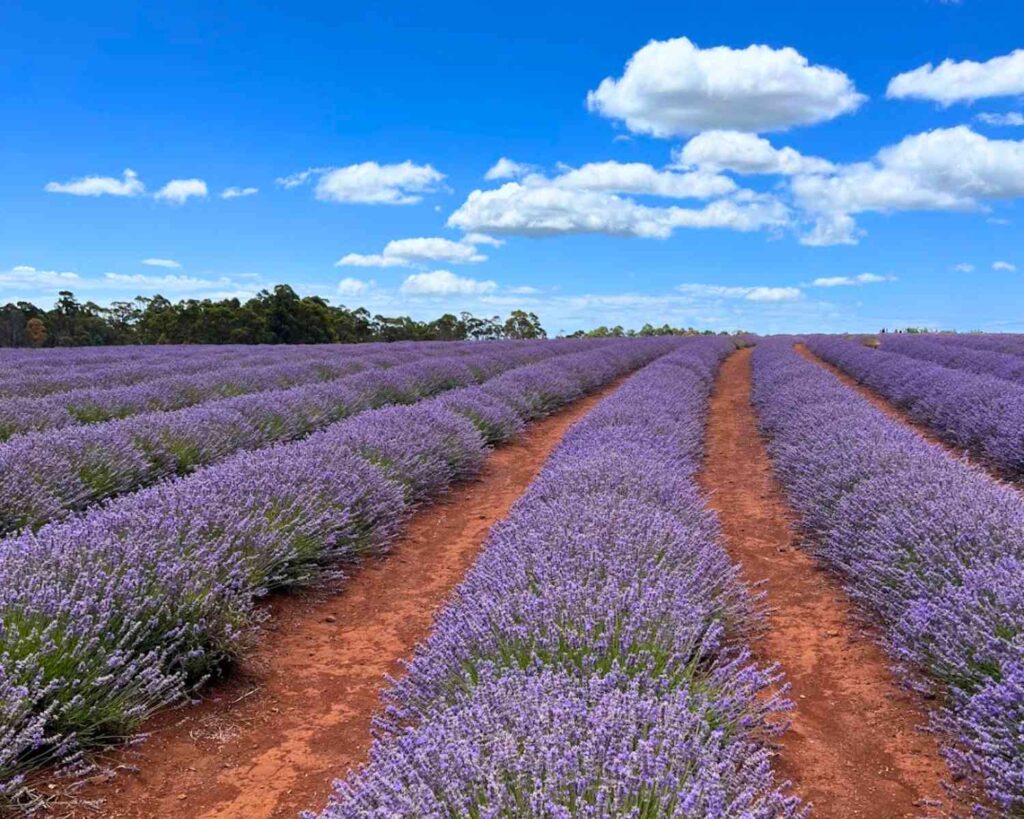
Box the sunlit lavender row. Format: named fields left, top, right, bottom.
left=0, top=340, right=586, bottom=534
left=753, top=340, right=1024, bottom=813
left=0, top=341, right=445, bottom=399
left=0, top=343, right=486, bottom=440
left=806, top=335, right=1024, bottom=479
left=309, top=338, right=803, bottom=818
left=0, top=337, right=673, bottom=806
left=879, top=334, right=1024, bottom=385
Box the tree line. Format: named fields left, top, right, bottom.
left=0, top=286, right=548, bottom=347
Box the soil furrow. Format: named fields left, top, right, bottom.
left=698, top=347, right=955, bottom=818
left=62, top=379, right=626, bottom=819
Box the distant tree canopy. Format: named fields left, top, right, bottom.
left=0, top=287, right=549, bottom=347
left=566, top=323, right=739, bottom=338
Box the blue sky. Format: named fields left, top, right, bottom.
left=1, top=0, right=1023, bottom=334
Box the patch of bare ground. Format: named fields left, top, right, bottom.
left=698, top=347, right=960, bottom=818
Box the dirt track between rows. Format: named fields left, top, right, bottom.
left=65, top=379, right=626, bottom=819
left=699, top=347, right=956, bottom=818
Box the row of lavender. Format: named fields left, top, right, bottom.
left=805, top=335, right=1024, bottom=479
left=0, top=343, right=480, bottom=440
left=308, top=339, right=802, bottom=818
left=0, top=338, right=675, bottom=807
left=0, top=341, right=440, bottom=399
left=0, top=341, right=587, bottom=534
left=878, top=334, right=1024, bottom=385
left=753, top=340, right=1024, bottom=814
left=888, top=333, right=1024, bottom=358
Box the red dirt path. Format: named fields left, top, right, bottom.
left=698, top=347, right=958, bottom=818
left=63, top=379, right=625, bottom=819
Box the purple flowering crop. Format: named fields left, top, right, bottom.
left=309, top=339, right=803, bottom=819
left=0, top=341, right=597, bottom=533
left=752, top=339, right=1024, bottom=814
left=0, top=338, right=674, bottom=806
left=805, top=335, right=1024, bottom=479
left=879, top=335, right=1024, bottom=385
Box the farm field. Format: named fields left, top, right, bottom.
left=3, top=334, right=1024, bottom=818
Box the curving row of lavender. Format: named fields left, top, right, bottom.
left=308, top=338, right=803, bottom=818
left=879, top=334, right=1024, bottom=385
left=0, top=341, right=584, bottom=534
left=806, top=335, right=1024, bottom=479
left=753, top=340, right=1024, bottom=814
left=0, top=344, right=476, bottom=440
left=0, top=338, right=675, bottom=807
left=0, top=342, right=439, bottom=399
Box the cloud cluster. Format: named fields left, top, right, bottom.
left=278, top=161, right=445, bottom=205
left=587, top=36, right=865, bottom=136
left=887, top=49, right=1024, bottom=105
left=141, top=258, right=182, bottom=269
left=448, top=160, right=787, bottom=239
left=45, top=169, right=218, bottom=205
left=791, top=126, right=1024, bottom=244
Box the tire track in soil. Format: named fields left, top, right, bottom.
left=698, top=347, right=957, bottom=818
left=63, top=378, right=628, bottom=819
left=797, top=342, right=1024, bottom=495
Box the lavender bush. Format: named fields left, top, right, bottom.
left=752, top=339, right=1024, bottom=814
left=309, top=339, right=803, bottom=819
left=0, top=344, right=465, bottom=440
left=0, top=338, right=673, bottom=806
left=879, top=334, right=1024, bottom=385
left=0, top=341, right=585, bottom=533
left=806, top=335, right=1024, bottom=479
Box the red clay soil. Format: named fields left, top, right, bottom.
left=62, top=380, right=625, bottom=819
left=698, top=347, right=958, bottom=818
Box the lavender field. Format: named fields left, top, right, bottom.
left=3, top=335, right=1024, bottom=817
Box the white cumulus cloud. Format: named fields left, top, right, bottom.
left=337, top=277, right=374, bottom=297
left=993, top=260, right=1017, bottom=271
left=141, top=258, right=182, bottom=269
left=221, top=186, right=259, bottom=199
left=449, top=182, right=788, bottom=239
left=550, top=161, right=736, bottom=199
left=977, top=112, right=1024, bottom=127
left=676, top=283, right=803, bottom=302
left=0, top=265, right=81, bottom=286
left=791, top=126, right=1024, bottom=244
left=485, top=158, right=534, bottom=180
left=953, top=262, right=976, bottom=272
left=155, top=178, right=208, bottom=205
left=337, top=236, right=490, bottom=268
left=887, top=50, right=1024, bottom=105
left=811, top=273, right=894, bottom=287
left=399, top=270, right=498, bottom=297
left=45, top=168, right=145, bottom=197
left=675, top=130, right=835, bottom=175
left=586, top=36, right=865, bottom=136
left=279, top=161, right=445, bottom=205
